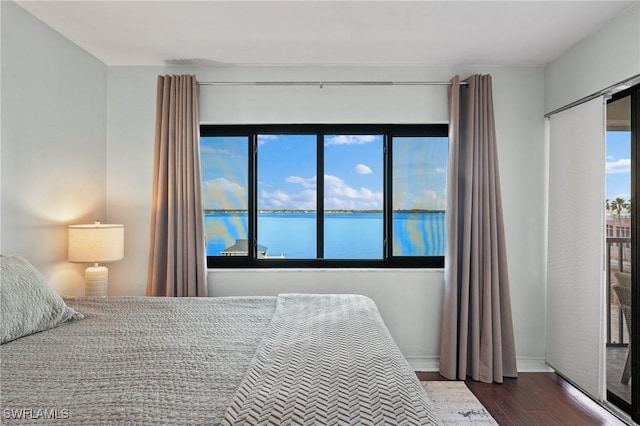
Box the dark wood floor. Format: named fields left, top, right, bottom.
left=417, top=372, right=628, bottom=425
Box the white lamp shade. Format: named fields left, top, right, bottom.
left=68, top=223, right=124, bottom=263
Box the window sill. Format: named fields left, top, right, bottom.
left=207, top=267, right=445, bottom=273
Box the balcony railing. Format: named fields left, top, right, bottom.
left=606, top=237, right=632, bottom=346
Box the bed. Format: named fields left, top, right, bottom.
left=1, top=255, right=441, bottom=425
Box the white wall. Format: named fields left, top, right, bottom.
left=1, top=1, right=108, bottom=295
left=544, top=3, right=640, bottom=114
left=0, top=0, right=3, bottom=254
left=106, top=65, right=547, bottom=369
left=1, top=0, right=549, bottom=369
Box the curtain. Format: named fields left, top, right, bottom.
left=147, top=75, right=207, bottom=297
left=439, top=74, right=517, bottom=383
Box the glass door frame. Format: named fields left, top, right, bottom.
left=630, top=83, right=640, bottom=423
left=606, top=83, right=640, bottom=420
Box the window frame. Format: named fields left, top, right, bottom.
left=201, top=123, right=448, bottom=269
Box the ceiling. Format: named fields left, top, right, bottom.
left=17, top=1, right=635, bottom=67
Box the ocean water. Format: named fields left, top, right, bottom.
left=204, top=212, right=445, bottom=258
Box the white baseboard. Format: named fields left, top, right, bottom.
left=406, top=356, right=440, bottom=372
left=408, top=356, right=554, bottom=373
left=516, top=357, right=555, bottom=372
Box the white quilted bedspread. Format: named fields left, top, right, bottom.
left=223, top=294, right=441, bottom=425
left=1, top=295, right=441, bottom=425
left=1, top=296, right=275, bottom=424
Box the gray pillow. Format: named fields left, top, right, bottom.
left=1, top=255, right=83, bottom=344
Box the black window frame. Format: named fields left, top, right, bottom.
left=201, top=123, right=448, bottom=269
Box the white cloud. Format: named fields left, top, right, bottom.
left=395, top=189, right=446, bottom=211
left=260, top=176, right=317, bottom=209
left=355, top=164, right=373, bottom=174
left=259, top=190, right=290, bottom=209
left=257, top=134, right=278, bottom=146
left=324, top=174, right=383, bottom=210
left=286, top=175, right=316, bottom=188
left=419, top=190, right=446, bottom=210
left=325, top=135, right=378, bottom=146
left=431, top=167, right=447, bottom=175
left=200, top=146, right=229, bottom=155
left=606, top=158, right=630, bottom=174
left=202, top=178, right=246, bottom=209
left=262, top=174, right=383, bottom=210
left=259, top=188, right=316, bottom=210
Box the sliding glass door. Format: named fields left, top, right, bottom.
left=606, top=83, right=639, bottom=422
left=606, top=90, right=633, bottom=410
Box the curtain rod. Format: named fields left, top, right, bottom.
left=198, top=80, right=468, bottom=88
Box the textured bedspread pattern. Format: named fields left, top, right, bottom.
left=1, top=296, right=276, bottom=425
left=223, top=294, right=442, bottom=425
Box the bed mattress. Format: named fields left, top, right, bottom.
left=2, top=296, right=275, bottom=424
left=1, top=294, right=440, bottom=425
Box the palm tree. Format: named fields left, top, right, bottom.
left=611, top=197, right=628, bottom=225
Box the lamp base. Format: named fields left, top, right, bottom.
left=85, top=266, right=108, bottom=297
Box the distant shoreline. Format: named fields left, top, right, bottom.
left=204, top=209, right=445, bottom=214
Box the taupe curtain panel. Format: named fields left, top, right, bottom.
left=147, top=75, right=207, bottom=297
left=439, top=74, right=517, bottom=383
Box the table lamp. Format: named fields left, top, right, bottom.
left=68, top=221, right=124, bottom=296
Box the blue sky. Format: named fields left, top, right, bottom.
left=202, top=131, right=626, bottom=211
left=606, top=130, right=631, bottom=202
left=201, top=136, right=249, bottom=210
left=201, top=134, right=448, bottom=211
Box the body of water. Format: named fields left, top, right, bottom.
left=205, top=212, right=445, bottom=258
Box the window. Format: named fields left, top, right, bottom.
left=200, top=124, right=448, bottom=268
